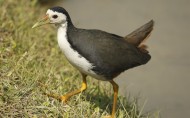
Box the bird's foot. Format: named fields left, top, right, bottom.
left=43, top=92, right=61, bottom=100
left=37, top=81, right=69, bottom=103
left=60, top=95, right=70, bottom=103
left=43, top=92, right=71, bottom=103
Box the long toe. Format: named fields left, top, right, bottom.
left=60, top=95, right=70, bottom=103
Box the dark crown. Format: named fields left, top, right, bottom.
left=50, top=6, right=68, bottom=14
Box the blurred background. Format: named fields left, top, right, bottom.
left=55, top=0, right=190, bottom=118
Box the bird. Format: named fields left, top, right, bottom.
left=32, top=6, right=154, bottom=118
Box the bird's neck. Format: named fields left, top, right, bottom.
left=57, top=20, right=76, bottom=34
left=57, top=21, right=76, bottom=42
left=57, top=21, right=67, bottom=30
left=57, top=22, right=68, bottom=41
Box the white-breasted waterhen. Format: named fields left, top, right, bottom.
left=32, top=6, right=154, bottom=118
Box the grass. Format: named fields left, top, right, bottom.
left=0, top=0, right=159, bottom=117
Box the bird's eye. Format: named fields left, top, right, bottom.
left=52, top=15, right=58, bottom=19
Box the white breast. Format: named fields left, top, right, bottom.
left=57, top=23, right=95, bottom=75
left=57, top=23, right=107, bottom=80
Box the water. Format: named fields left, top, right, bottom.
left=55, top=0, right=190, bottom=117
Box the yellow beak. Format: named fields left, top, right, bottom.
left=32, top=15, right=50, bottom=29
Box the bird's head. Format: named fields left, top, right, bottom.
left=32, top=6, right=70, bottom=28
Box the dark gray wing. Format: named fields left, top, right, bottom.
left=68, top=29, right=150, bottom=79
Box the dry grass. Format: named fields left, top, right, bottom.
left=0, top=0, right=158, bottom=117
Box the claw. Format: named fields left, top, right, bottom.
left=44, top=92, right=61, bottom=100
left=43, top=92, right=71, bottom=103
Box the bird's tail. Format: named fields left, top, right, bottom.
left=124, top=20, right=154, bottom=53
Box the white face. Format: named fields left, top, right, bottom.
left=46, top=9, right=67, bottom=24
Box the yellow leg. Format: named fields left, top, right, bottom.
left=110, top=80, right=119, bottom=118
left=45, top=73, right=87, bottom=103
left=104, top=80, right=119, bottom=118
